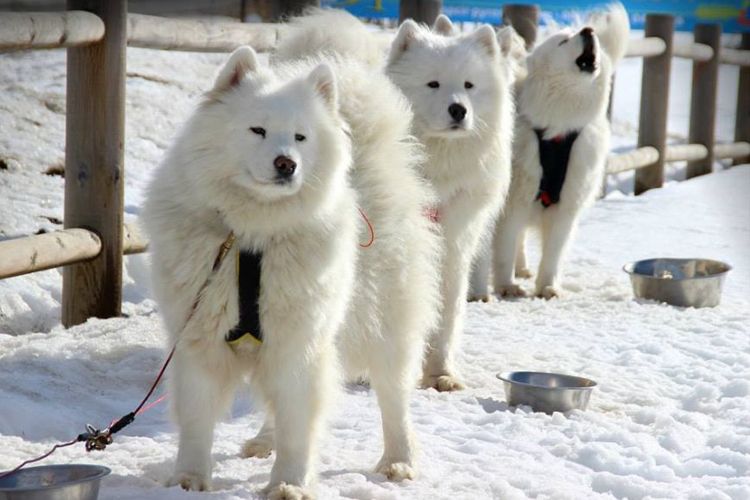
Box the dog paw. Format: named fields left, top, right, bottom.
left=537, top=286, right=561, bottom=299
left=266, top=482, right=314, bottom=500
left=515, top=267, right=533, bottom=279
left=424, top=374, right=465, bottom=392
left=241, top=438, right=273, bottom=459
left=376, top=460, right=415, bottom=481
left=467, top=293, right=491, bottom=303
left=496, top=284, right=527, bottom=298
left=166, top=471, right=210, bottom=492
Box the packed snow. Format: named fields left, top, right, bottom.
left=1, top=33, right=749, bottom=500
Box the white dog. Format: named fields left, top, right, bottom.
left=142, top=42, right=440, bottom=498
left=483, top=4, right=629, bottom=299
left=386, top=16, right=516, bottom=391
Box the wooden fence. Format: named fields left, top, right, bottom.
left=0, top=2, right=748, bottom=327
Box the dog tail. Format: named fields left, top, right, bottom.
left=273, top=8, right=387, bottom=67
left=589, top=3, right=630, bottom=65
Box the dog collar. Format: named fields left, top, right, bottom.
left=226, top=249, right=264, bottom=346
left=533, top=128, right=580, bottom=208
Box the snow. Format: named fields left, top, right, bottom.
left=1, top=38, right=749, bottom=500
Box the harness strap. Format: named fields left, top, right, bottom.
left=534, top=128, right=579, bottom=208
left=226, top=249, right=264, bottom=346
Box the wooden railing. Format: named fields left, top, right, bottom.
left=0, top=2, right=748, bottom=327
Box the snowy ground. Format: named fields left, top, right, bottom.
left=1, top=34, right=749, bottom=500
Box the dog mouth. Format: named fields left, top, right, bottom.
left=575, top=27, right=597, bottom=73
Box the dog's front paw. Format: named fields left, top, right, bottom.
left=241, top=437, right=274, bottom=459
left=376, top=458, right=416, bottom=481
left=266, top=482, right=314, bottom=500
left=167, top=471, right=210, bottom=492
left=467, top=293, right=491, bottom=303
left=515, top=267, right=533, bottom=279
left=496, top=283, right=527, bottom=298
left=537, top=285, right=561, bottom=299
left=423, top=374, right=465, bottom=392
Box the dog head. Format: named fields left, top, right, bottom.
left=518, top=4, right=629, bottom=132
left=386, top=19, right=506, bottom=140
left=193, top=47, right=349, bottom=205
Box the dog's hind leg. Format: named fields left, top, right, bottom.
left=536, top=210, right=578, bottom=299
left=493, top=211, right=528, bottom=298
left=468, top=239, right=491, bottom=302
left=167, top=349, right=238, bottom=491
left=514, top=229, right=532, bottom=279
left=241, top=413, right=275, bottom=459
left=367, top=328, right=421, bottom=481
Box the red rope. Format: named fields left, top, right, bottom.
left=358, top=207, right=375, bottom=248
left=0, top=438, right=79, bottom=479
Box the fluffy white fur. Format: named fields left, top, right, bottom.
left=385, top=17, right=516, bottom=391
left=142, top=41, right=440, bottom=497
left=473, top=3, right=629, bottom=300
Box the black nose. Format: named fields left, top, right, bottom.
left=448, top=103, right=467, bottom=122
left=580, top=27, right=594, bottom=40
left=273, top=155, right=297, bottom=178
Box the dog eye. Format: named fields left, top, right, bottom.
left=427, top=81, right=440, bottom=89
left=464, top=81, right=474, bottom=89
left=558, top=38, right=569, bottom=46
left=295, top=133, right=306, bottom=142
left=250, top=127, right=266, bottom=138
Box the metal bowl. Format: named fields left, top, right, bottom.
left=497, top=371, right=597, bottom=414
left=0, top=465, right=110, bottom=500
left=623, top=258, right=731, bottom=308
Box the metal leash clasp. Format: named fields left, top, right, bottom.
left=79, top=424, right=113, bottom=452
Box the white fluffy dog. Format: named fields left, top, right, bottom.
left=482, top=4, right=629, bottom=299
left=142, top=41, right=440, bottom=498
left=386, top=16, right=516, bottom=391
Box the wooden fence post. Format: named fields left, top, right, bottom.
left=734, top=33, right=750, bottom=166
left=63, top=0, right=127, bottom=327
left=635, top=14, right=674, bottom=195
left=244, top=0, right=319, bottom=22
left=399, top=0, right=442, bottom=25
left=686, top=23, right=721, bottom=178
left=502, top=4, right=539, bottom=50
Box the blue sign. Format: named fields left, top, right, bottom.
left=320, top=0, right=749, bottom=33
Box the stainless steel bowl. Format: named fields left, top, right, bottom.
left=623, top=258, right=731, bottom=308
left=497, top=371, right=597, bottom=414
left=0, top=465, right=110, bottom=500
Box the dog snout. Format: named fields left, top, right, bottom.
left=448, top=103, right=467, bottom=123
left=273, top=155, right=297, bottom=179
left=579, top=27, right=594, bottom=39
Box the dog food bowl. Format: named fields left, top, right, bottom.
left=497, top=371, right=597, bottom=414
left=623, top=258, right=731, bottom=308
left=0, top=464, right=110, bottom=500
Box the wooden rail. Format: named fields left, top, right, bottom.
left=0, top=11, right=104, bottom=51
left=0, top=224, right=147, bottom=280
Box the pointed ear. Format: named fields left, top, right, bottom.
left=307, top=63, right=338, bottom=112
left=213, top=46, right=259, bottom=93
left=497, top=25, right=527, bottom=59
left=432, top=14, right=454, bottom=36
left=388, top=20, right=421, bottom=65
left=469, top=24, right=500, bottom=59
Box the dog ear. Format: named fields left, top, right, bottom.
left=432, top=14, right=455, bottom=36
left=307, top=63, right=338, bottom=112
left=468, top=25, right=500, bottom=59
left=388, top=20, right=421, bottom=65
left=213, top=46, right=259, bottom=93
left=497, top=25, right=527, bottom=59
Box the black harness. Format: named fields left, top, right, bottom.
left=225, top=249, right=264, bottom=345
left=534, top=128, right=579, bottom=208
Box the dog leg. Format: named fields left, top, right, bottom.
left=369, top=338, right=418, bottom=481
left=167, top=350, right=236, bottom=491
left=241, top=413, right=275, bottom=459
left=536, top=211, right=577, bottom=298
left=263, top=345, right=333, bottom=498
left=514, top=230, right=532, bottom=279
left=468, top=238, right=491, bottom=303
left=492, top=212, right=527, bottom=298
